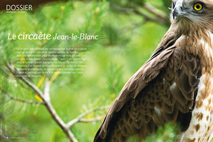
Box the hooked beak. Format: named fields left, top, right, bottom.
left=172, top=5, right=183, bottom=19
left=173, top=8, right=179, bottom=19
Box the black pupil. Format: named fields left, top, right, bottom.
left=196, top=5, right=201, bottom=9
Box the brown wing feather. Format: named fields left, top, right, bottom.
left=94, top=29, right=202, bottom=142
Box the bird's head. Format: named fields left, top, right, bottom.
left=170, top=0, right=213, bottom=32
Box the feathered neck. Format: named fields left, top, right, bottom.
left=169, top=21, right=213, bottom=47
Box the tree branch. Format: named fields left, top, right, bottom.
left=110, top=4, right=169, bottom=26
left=6, top=64, right=46, bottom=102
left=77, top=117, right=104, bottom=123
left=67, top=105, right=110, bottom=128
left=6, top=63, right=78, bottom=142
left=5, top=63, right=111, bottom=142
left=142, top=4, right=167, bottom=20
left=0, top=87, right=43, bottom=105
left=133, top=9, right=168, bottom=26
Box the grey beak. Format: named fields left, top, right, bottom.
left=173, top=8, right=179, bottom=19
left=172, top=5, right=183, bottom=19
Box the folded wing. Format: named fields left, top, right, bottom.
left=94, top=32, right=202, bottom=142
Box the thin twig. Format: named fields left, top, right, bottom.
left=0, top=87, right=43, bottom=105
left=77, top=117, right=104, bottom=123
left=110, top=4, right=169, bottom=26
left=5, top=63, right=111, bottom=142
left=67, top=106, right=110, bottom=128
left=6, top=64, right=45, bottom=102
left=133, top=9, right=167, bottom=25
left=142, top=4, right=167, bottom=20
left=6, top=63, right=78, bottom=142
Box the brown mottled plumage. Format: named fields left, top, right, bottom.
left=94, top=0, right=213, bottom=141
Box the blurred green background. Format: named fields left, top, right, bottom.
left=0, top=0, right=183, bottom=142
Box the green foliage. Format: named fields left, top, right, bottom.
left=106, top=63, right=123, bottom=95
left=0, top=0, right=173, bottom=142
left=162, top=0, right=172, bottom=8
left=144, top=123, right=180, bottom=142
left=126, top=123, right=180, bottom=142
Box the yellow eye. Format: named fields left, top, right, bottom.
left=194, top=3, right=203, bottom=11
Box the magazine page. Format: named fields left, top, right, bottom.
left=2, top=0, right=208, bottom=142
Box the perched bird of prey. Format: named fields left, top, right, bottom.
left=94, top=0, right=213, bottom=141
